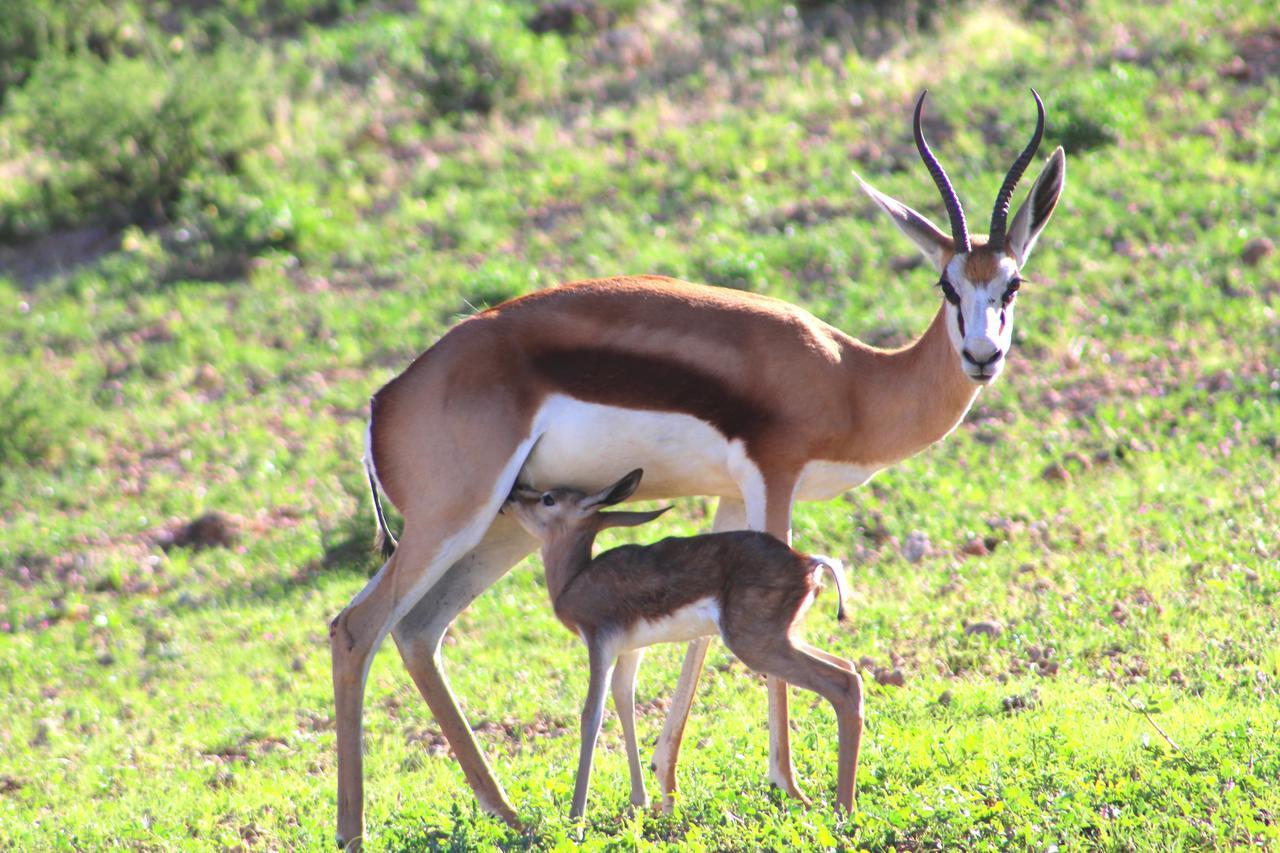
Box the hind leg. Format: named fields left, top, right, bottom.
left=390, top=512, right=537, bottom=828
left=332, top=520, right=481, bottom=850
left=728, top=640, right=864, bottom=812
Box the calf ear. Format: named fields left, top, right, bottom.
left=595, top=506, right=672, bottom=530
left=1006, top=147, right=1065, bottom=266
left=585, top=468, right=644, bottom=508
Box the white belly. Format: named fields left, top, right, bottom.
left=521, top=395, right=740, bottom=498
left=794, top=458, right=881, bottom=501
left=616, top=597, right=720, bottom=652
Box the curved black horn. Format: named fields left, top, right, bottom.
left=989, top=88, right=1046, bottom=249
left=913, top=90, right=970, bottom=255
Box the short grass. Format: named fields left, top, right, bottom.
left=1, top=0, right=1279, bottom=849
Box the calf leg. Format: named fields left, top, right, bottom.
left=610, top=650, right=648, bottom=808
left=572, top=643, right=617, bottom=820
left=731, top=642, right=864, bottom=812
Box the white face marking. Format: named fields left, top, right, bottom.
left=522, top=395, right=739, bottom=498
left=943, top=254, right=1021, bottom=385
left=617, top=597, right=720, bottom=652
left=794, top=459, right=881, bottom=501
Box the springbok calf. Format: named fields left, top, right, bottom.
left=330, top=90, right=1065, bottom=848
left=505, top=469, right=861, bottom=819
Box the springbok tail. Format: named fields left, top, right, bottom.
left=811, top=555, right=849, bottom=622
left=366, top=463, right=397, bottom=560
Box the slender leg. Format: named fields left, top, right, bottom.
left=390, top=513, right=537, bottom=828
left=332, top=522, right=475, bottom=851
left=737, top=642, right=863, bottom=812
left=572, top=642, right=616, bottom=820
left=651, top=497, right=744, bottom=812
left=761, top=479, right=807, bottom=803
left=610, top=650, right=648, bottom=809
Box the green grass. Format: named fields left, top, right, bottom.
left=2, top=0, right=1279, bottom=849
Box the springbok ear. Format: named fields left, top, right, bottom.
left=584, top=468, right=644, bottom=509
left=854, top=171, right=954, bottom=272
left=1005, top=147, right=1065, bottom=266
left=595, top=506, right=672, bottom=530
left=508, top=484, right=541, bottom=502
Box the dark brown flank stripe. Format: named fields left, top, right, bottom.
left=531, top=347, right=774, bottom=452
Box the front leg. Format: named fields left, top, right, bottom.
left=760, top=472, right=809, bottom=804
left=651, top=497, right=744, bottom=812
left=610, top=650, right=647, bottom=809
left=572, top=641, right=616, bottom=820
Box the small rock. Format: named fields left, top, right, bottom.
left=1035, top=660, right=1059, bottom=677
left=163, top=512, right=241, bottom=551
left=1110, top=601, right=1130, bottom=625
left=1241, top=237, right=1273, bottom=266
left=1001, top=690, right=1040, bottom=714
left=1041, top=461, right=1071, bottom=483
left=964, top=620, right=1003, bottom=638
left=857, top=656, right=877, bottom=673
left=902, top=530, right=931, bottom=564
left=874, top=667, right=906, bottom=687
left=959, top=538, right=989, bottom=558
left=937, top=690, right=953, bottom=707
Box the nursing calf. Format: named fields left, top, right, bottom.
left=506, top=469, right=864, bottom=818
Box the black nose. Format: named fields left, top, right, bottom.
left=963, top=348, right=1003, bottom=368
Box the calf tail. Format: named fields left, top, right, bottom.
left=810, top=555, right=849, bottom=622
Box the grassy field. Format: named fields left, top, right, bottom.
left=1, top=0, right=1278, bottom=849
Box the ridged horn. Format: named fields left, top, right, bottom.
left=913, top=90, right=970, bottom=255
left=989, top=88, right=1046, bottom=249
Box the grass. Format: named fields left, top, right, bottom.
left=1, top=0, right=1278, bottom=849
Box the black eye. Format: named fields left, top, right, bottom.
left=541, top=494, right=556, bottom=507
left=938, top=277, right=960, bottom=306
left=1002, top=278, right=1021, bottom=306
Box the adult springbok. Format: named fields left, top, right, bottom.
left=330, top=90, right=1065, bottom=848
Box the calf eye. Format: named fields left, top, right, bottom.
left=541, top=494, right=556, bottom=507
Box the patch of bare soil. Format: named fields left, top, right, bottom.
left=0, top=227, right=121, bottom=289
left=1221, top=27, right=1280, bottom=82
left=406, top=712, right=572, bottom=757
left=155, top=512, right=242, bottom=551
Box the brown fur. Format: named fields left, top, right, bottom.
left=509, top=476, right=863, bottom=817
left=368, top=276, right=980, bottom=508
left=551, top=529, right=821, bottom=641
left=963, top=248, right=1004, bottom=283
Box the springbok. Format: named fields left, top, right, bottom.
left=330, top=90, right=1065, bottom=848
left=505, top=469, right=860, bottom=819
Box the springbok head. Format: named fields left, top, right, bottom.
left=857, top=90, right=1067, bottom=384
left=507, top=469, right=671, bottom=542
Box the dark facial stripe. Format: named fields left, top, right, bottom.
left=531, top=348, right=773, bottom=447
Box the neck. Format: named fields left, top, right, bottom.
left=842, top=303, right=982, bottom=465
left=540, top=528, right=598, bottom=604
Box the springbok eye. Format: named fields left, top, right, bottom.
left=1002, top=277, right=1022, bottom=306
left=938, top=277, right=960, bottom=306
left=541, top=494, right=556, bottom=507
